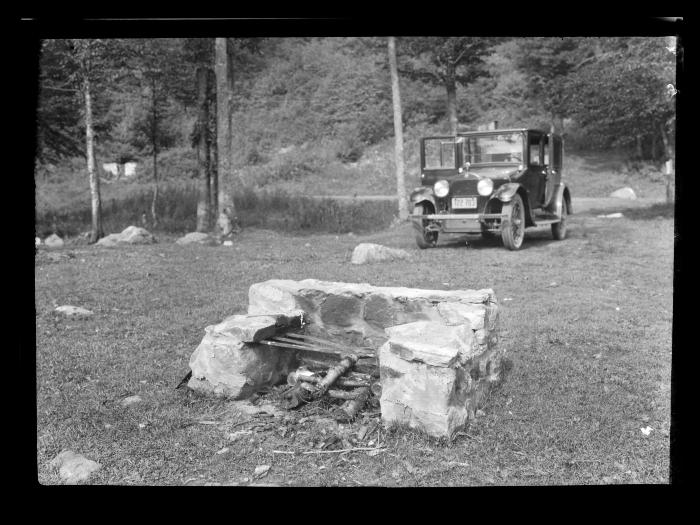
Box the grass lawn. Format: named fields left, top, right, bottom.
left=35, top=201, right=673, bottom=485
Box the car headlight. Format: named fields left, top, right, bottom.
left=434, top=180, right=450, bottom=198
left=477, top=178, right=494, bottom=196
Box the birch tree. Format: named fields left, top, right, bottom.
left=388, top=37, right=408, bottom=220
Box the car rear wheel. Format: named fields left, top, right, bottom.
left=412, top=203, right=438, bottom=249
left=501, top=193, right=525, bottom=250
left=551, top=199, right=568, bottom=240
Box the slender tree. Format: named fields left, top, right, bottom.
left=214, top=38, right=237, bottom=232
left=388, top=37, right=408, bottom=220
left=81, top=60, right=103, bottom=242
left=195, top=66, right=212, bottom=232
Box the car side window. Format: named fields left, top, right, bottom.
left=529, top=136, right=542, bottom=166
left=543, top=136, right=549, bottom=165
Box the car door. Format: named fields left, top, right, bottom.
left=526, top=132, right=547, bottom=208
left=544, top=133, right=562, bottom=206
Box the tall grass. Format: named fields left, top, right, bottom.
left=35, top=182, right=397, bottom=238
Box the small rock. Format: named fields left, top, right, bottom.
left=55, top=305, right=93, bottom=318
left=35, top=236, right=41, bottom=247
left=176, top=232, right=218, bottom=246
left=119, top=226, right=156, bottom=244
left=120, top=395, right=142, bottom=407
left=44, top=233, right=64, bottom=249
left=216, top=447, right=230, bottom=455
left=609, top=187, right=637, bottom=200
left=597, top=212, right=624, bottom=219
left=227, top=430, right=253, bottom=441
left=641, top=426, right=653, bottom=436
left=50, top=450, right=101, bottom=484
left=96, top=233, right=121, bottom=247
left=253, top=465, right=270, bottom=478
left=351, top=243, right=410, bottom=265
left=223, top=240, right=234, bottom=247
left=97, top=226, right=156, bottom=246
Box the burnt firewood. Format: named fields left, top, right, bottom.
left=175, top=371, right=192, bottom=390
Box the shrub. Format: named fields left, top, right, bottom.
left=36, top=183, right=397, bottom=238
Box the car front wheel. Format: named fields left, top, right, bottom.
left=551, top=199, right=568, bottom=240
left=501, top=193, right=525, bottom=250
left=412, top=203, right=438, bottom=249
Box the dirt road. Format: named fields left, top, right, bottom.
left=312, top=195, right=667, bottom=214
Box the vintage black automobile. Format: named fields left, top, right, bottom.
left=409, top=128, right=572, bottom=250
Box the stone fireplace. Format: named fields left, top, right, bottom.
left=187, top=279, right=503, bottom=437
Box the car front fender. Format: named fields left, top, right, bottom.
left=492, top=182, right=522, bottom=203
left=409, top=187, right=436, bottom=208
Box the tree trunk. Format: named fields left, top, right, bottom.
left=445, top=62, right=458, bottom=136
left=210, top=131, right=218, bottom=221
left=196, top=66, right=211, bottom=232
left=150, top=78, right=159, bottom=228
left=635, top=134, right=643, bottom=160
left=659, top=121, right=674, bottom=204
left=215, top=38, right=237, bottom=225
left=83, top=76, right=103, bottom=243
left=387, top=37, right=409, bottom=221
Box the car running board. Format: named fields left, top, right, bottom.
left=532, top=214, right=562, bottom=226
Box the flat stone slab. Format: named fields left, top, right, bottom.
left=384, top=321, right=476, bottom=367
left=55, top=305, right=94, bottom=317
left=247, top=279, right=497, bottom=348
left=213, top=311, right=304, bottom=342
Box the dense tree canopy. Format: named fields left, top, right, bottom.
left=36, top=36, right=676, bottom=172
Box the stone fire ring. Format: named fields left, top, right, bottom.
left=186, top=279, right=504, bottom=438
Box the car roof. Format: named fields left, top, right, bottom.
left=458, top=128, right=534, bottom=135
left=422, top=129, right=556, bottom=139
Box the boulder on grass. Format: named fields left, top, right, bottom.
left=44, top=234, right=64, bottom=249
left=609, top=187, right=637, bottom=200
left=119, top=225, right=156, bottom=244
left=176, top=232, right=219, bottom=246
left=96, top=226, right=156, bottom=246
left=50, top=451, right=101, bottom=484
left=351, top=243, right=410, bottom=265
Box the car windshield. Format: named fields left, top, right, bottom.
left=463, top=133, right=523, bottom=164
left=423, top=138, right=461, bottom=169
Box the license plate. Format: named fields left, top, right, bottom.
left=452, top=197, right=477, bottom=209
